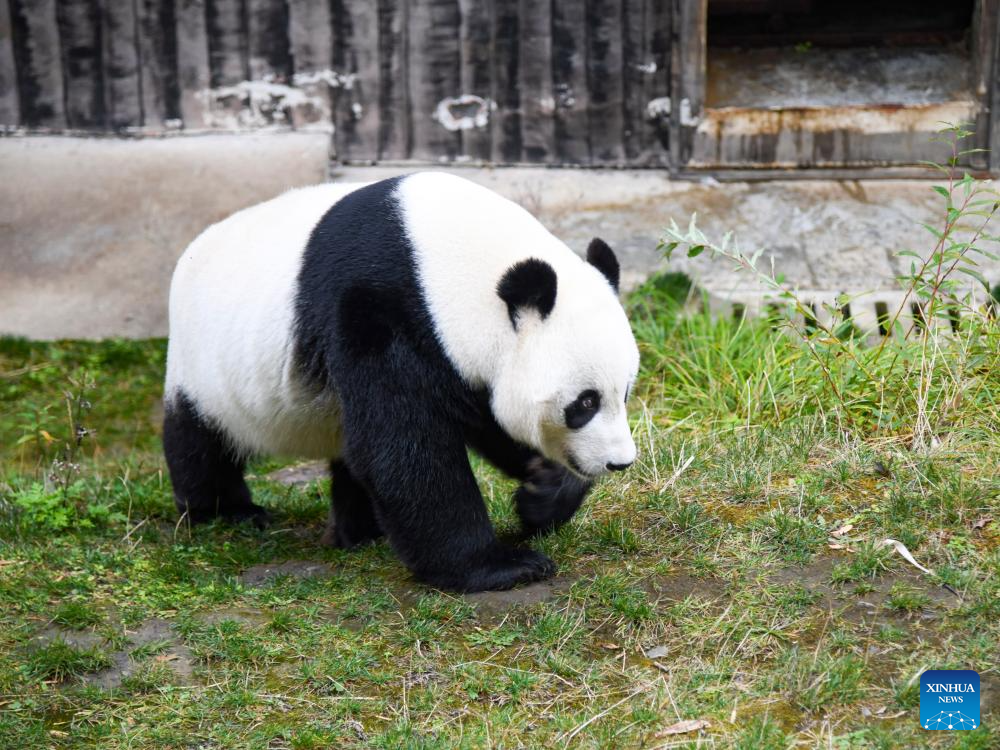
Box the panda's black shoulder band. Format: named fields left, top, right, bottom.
left=497, top=258, right=558, bottom=328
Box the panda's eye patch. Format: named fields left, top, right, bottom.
left=565, top=389, right=601, bottom=429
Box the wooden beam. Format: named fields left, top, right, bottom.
left=407, top=0, right=461, bottom=162
left=518, top=0, right=553, bottom=163
left=55, top=0, right=104, bottom=129
left=332, top=0, right=379, bottom=162
left=586, top=0, right=625, bottom=164
left=491, top=0, right=521, bottom=162
left=102, top=0, right=142, bottom=129
left=551, top=0, right=590, bottom=163
left=622, top=0, right=671, bottom=166
left=137, top=0, right=181, bottom=128
left=458, top=0, right=492, bottom=161
left=669, top=0, right=706, bottom=171
left=175, top=0, right=211, bottom=129
left=8, top=0, right=66, bottom=128
left=0, top=0, right=21, bottom=126
left=246, top=0, right=292, bottom=80
left=376, top=0, right=409, bottom=160
left=205, top=0, right=249, bottom=87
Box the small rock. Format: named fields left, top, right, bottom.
left=198, top=607, right=268, bottom=626
left=645, top=645, right=669, bottom=659
left=465, top=580, right=558, bottom=611
left=264, top=462, right=328, bottom=486
left=238, top=560, right=334, bottom=587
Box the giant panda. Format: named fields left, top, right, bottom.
left=163, top=172, right=639, bottom=592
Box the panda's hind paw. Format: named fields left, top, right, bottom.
left=220, top=503, right=271, bottom=530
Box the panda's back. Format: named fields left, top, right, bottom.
left=165, top=182, right=369, bottom=458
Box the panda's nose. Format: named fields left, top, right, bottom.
left=606, top=461, right=633, bottom=472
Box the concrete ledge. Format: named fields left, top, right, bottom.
left=0, top=134, right=330, bottom=339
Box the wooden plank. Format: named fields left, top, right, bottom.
left=970, top=0, right=997, bottom=170
left=376, top=0, right=409, bottom=160
left=205, top=0, right=248, bottom=86
left=457, top=0, right=492, bottom=161
left=246, top=0, right=292, bottom=81
left=586, top=0, right=626, bottom=164
left=407, top=0, right=461, bottom=162
left=287, top=0, right=333, bottom=131
left=137, top=0, right=181, bottom=128
left=54, top=0, right=104, bottom=129
left=287, top=0, right=331, bottom=72
left=8, top=0, right=66, bottom=128
left=977, top=0, right=1000, bottom=173
left=669, top=0, right=706, bottom=170
left=0, top=0, right=22, bottom=125
left=551, top=0, right=589, bottom=163
left=175, top=0, right=211, bottom=129
left=332, top=0, right=379, bottom=162
left=516, top=0, right=552, bottom=162
left=102, top=0, right=142, bottom=129
left=622, top=0, right=671, bottom=165
left=491, top=0, right=521, bottom=162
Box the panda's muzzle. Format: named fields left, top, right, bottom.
left=606, top=461, right=632, bottom=472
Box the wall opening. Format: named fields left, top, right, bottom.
left=706, top=0, right=975, bottom=110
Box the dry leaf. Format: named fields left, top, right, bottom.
left=599, top=642, right=620, bottom=651
left=154, top=653, right=178, bottom=663
left=828, top=543, right=855, bottom=551
left=831, top=523, right=854, bottom=538
left=879, top=539, right=934, bottom=575
left=972, top=516, right=993, bottom=531
left=654, top=719, right=710, bottom=737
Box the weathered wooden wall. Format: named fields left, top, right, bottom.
left=2, top=0, right=997, bottom=172
left=0, top=0, right=672, bottom=166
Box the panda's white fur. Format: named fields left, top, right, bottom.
left=166, top=172, right=638, bottom=478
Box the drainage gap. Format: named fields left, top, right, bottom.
left=874, top=300, right=891, bottom=336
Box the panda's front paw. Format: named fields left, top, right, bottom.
left=515, top=459, right=592, bottom=536
left=420, top=544, right=556, bottom=592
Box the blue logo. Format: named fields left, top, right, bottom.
left=920, top=670, right=980, bottom=730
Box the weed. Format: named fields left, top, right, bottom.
left=22, top=639, right=111, bottom=682
left=51, top=600, right=102, bottom=630
left=886, top=583, right=932, bottom=612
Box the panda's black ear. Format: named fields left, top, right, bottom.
left=497, top=258, right=557, bottom=328
left=587, top=238, right=620, bottom=292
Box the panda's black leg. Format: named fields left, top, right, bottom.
left=321, top=460, right=384, bottom=548
left=344, top=432, right=554, bottom=592
left=514, top=459, right=593, bottom=537
left=162, top=391, right=270, bottom=528
left=335, top=376, right=553, bottom=591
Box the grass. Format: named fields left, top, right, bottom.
left=0, top=276, right=998, bottom=748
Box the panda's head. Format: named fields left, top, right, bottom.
left=492, top=238, right=639, bottom=479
